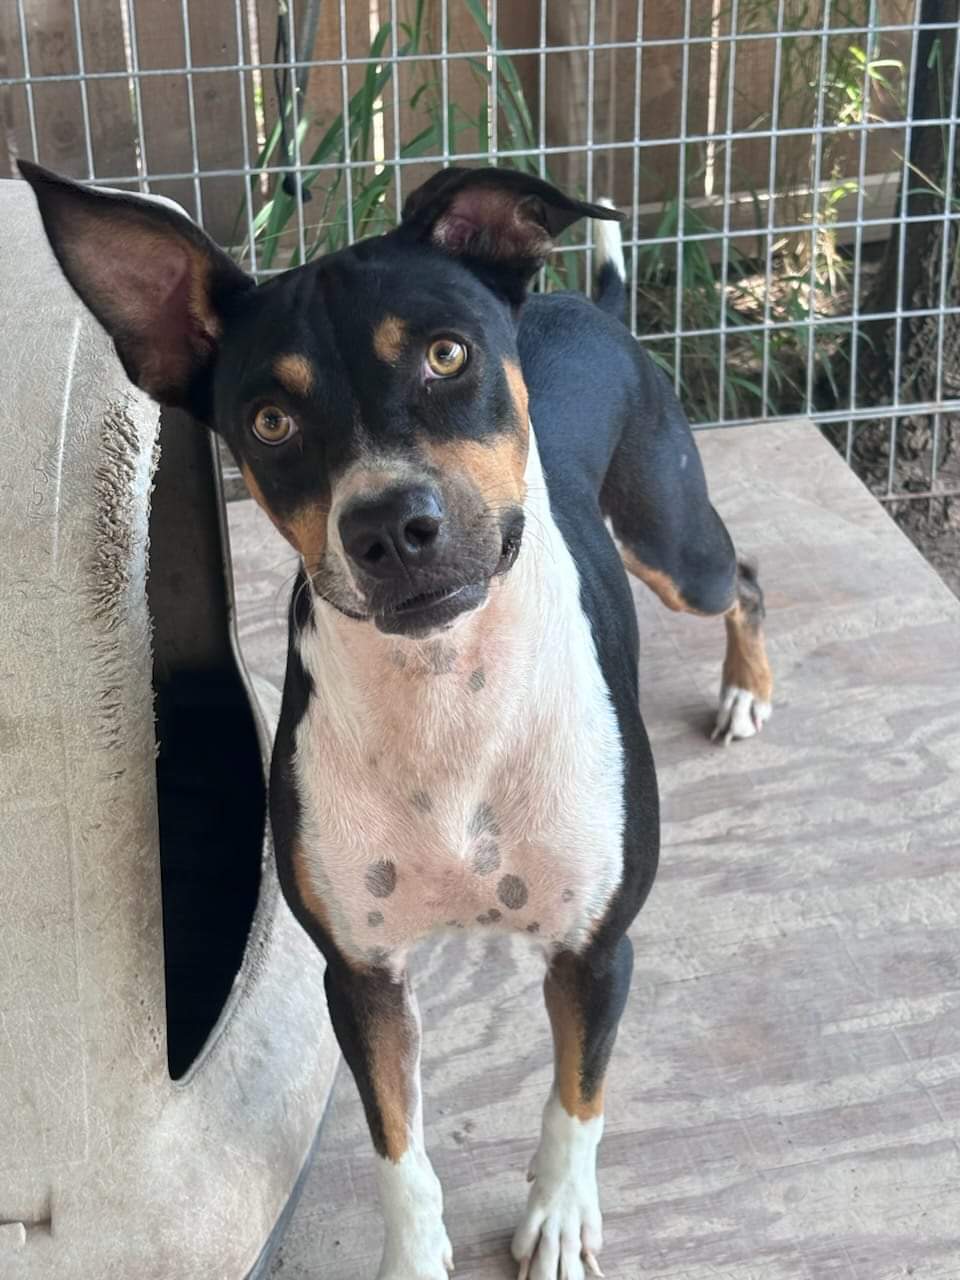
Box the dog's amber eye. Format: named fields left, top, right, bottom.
left=252, top=405, right=297, bottom=446
left=425, top=338, right=467, bottom=378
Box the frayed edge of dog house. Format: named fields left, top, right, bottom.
left=87, top=397, right=154, bottom=760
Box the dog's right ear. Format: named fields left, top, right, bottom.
left=397, top=166, right=623, bottom=307
left=18, top=161, right=254, bottom=414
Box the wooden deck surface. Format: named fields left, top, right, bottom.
left=226, top=419, right=960, bottom=1280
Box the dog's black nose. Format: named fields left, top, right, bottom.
left=340, top=485, right=446, bottom=577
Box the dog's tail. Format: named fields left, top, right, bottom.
left=592, top=198, right=627, bottom=320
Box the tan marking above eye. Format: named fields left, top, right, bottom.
left=425, top=338, right=467, bottom=377
left=252, top=404, right=297, bottom=446
left=373, top=315, right=408, bottom=364
left=274, top=353, right=315, bottom=398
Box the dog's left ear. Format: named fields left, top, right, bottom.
left=18, top=160, right=254, bottom=416
left=398, top=167, right=623, bottom=305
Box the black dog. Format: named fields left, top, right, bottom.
left=22, top=161, right=772, bottom=1280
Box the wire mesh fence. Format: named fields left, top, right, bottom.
left=2, top=0, right=958, bottom=508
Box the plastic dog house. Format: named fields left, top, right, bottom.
left=0, top=179, right=337, bottom=1278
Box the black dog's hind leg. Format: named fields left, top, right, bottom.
left=600, top=373, right=773, bottom=743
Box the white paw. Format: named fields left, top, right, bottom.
left=377, top=1230, right=453, bottom=1280
left=377, top=1149, right=454, bottom=1279
left=512, top=1097, right=604, bottom=1280
left=712, top=684, right=771, bottom=746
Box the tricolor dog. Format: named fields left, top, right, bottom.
left=22, top=162, right=773, bottom=1280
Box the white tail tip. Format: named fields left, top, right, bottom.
left=592, top=198, right=625, bottom=281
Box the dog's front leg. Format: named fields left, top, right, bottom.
left=324, top=959, right=453, bottom=1279
left=513, top=936, right=633, bottom=1280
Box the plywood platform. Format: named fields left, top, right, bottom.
left=227, top=419, right=960, bottom=1280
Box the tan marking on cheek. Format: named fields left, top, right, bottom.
left=241, top=464, right=328, bottom=566
left=723, top=600, right=774, bottom=701
left=240, top=462, right=264, bottom=506
left=503, top=356, right=529, bottom=429
left=373, top=314, right=408, bottom=364
left=544, top=967, right=605, bottom=1121
left=620, top=551, right=700, bottom=615
left=287, top=504, right=329, bottom=572
left=274, top=353, right=315, bottom=398
left=240, top=463, right=297, bottom=548
left=421, top=436, right=526, bottom=505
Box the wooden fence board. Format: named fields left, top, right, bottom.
left=76, top=0, right=138, bottom=180
left=389, top=0, right=447, bottom=213
left=0, top=5, right=28, bottom=177
left=132, top=0, right=195, bottom=216
left=185, top=0, right=251, bottom=243
left=17, top=0, right=87, bottom=178
left=300, top=0, right=370, bottom=250
left=384, top=0, right=490, bottom=215
left=236, top=0, right=266, bottom=234
left=254, top=0, right=281, bottom=158
left=496, top=0, right=539, bottom=167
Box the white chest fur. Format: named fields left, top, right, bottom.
left=293, top=433, right=626, bottom=966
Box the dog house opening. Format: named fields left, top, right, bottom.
left=154, top=669, right=265, bottom=1079
left=149, top=413, right=266, bottom=1081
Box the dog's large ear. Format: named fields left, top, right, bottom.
left=398, top=167, right=624, bottom=305
left=18, top=161, right=254, bottom=413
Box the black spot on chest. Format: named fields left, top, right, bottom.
left=469, top=803, right=500, bottom=837
left=365, top=860, right=398, bottom=898
left=472, top=839, right=501, bottom=876
left=497, top=874, right=528, bottom=910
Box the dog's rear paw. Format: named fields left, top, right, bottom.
left=711, top=684, right=771, bottom=746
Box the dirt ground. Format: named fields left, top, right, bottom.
left=822, top=413, right=960, bottom=601
left=729, top=258, right=960, bottom=601
left=885, top=477, right=960, bottom=599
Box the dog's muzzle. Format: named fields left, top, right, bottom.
left=338, top=484, right=524, bottom=637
